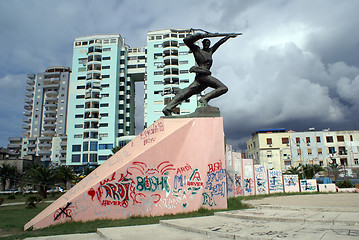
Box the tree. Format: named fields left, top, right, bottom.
left=0, top=164, right=19, bottom=190
left=55, top=165, right=76, bottom=190
left=326, top=163, right=342, bottom=181
left=284, top=166, right=302, bottom=175
left=24, top=164, right=58, bottom=198
left=301, top=164, right=324, bottom=179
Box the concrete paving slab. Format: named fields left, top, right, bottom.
left=97, top=224, right=223, bottom=240
left=25, top=233, right=103, bottom=240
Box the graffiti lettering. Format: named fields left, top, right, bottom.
left=208, top=160, right=222, bottom=173
left=136, top=176, right=170, bottom=192
left=202, top=192, right=216, bottom=207
left=206, top=169, right=226, bottom=197
left=244, top=178, right=253, bottom=194
left=187, top=168, right=203, bottom=186
left=144, top=137, right=156, bottom=146
left=54, top=202, right=72, bottom=221
left=173, top=174, right=186, bottom=190
left=176, top=163, right=192, bottom=174
left=140, top=121, right=164, bottom=139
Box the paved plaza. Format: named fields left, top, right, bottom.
left=26, top=193, right=359, bottom=240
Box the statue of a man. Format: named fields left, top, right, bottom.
left=162, top=30, right=239, bottom=116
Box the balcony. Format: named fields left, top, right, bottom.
left=46, top=97, right=58, bottom=102
left=7, top=144, right=21, bottom=149
left=38, top=142, right=51, bottom=148
left=38, top=136, right=52, bottom=141
left=22, top=124, right=30, bottom=129
left=23, top=117, right=31, bottom=123
left=38, top=150, right=51, bottom=155
left=23, top=111, right=32, bottom=116
left=26, top=79, right=35, bottom=85
left=26, top=85, right=34, bottom=92
left=24, top=105, right=32, bottom=110
left=44, top=116, right=56, bottom=122
left=46, top=90, right=58, bottom=97
left=43, top=123, right=56, bottom=129
left=27, top=144, right=36, bottom=148
left=25, top=92, right=33, bottom=98
left=24, top=98, right=33, bottom=104
left=45, top=110, right=57, bottom=115
left=45, top=103, right=57, bottom=109
left=43, top=130, right=55, bottom=136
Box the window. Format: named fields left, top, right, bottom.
left=99, top=155, right=109, bottom=161
left=100, top=103, right=109, bottom=107
left=180, top=79, right=189, bottom=83
left=337, top=136, right=344, bottom=142
left=75, top=114, right=83, bottom=118
left=100, top=113, right=108, bottom=117
left=101, top=84, right=110, bottom=88
left=338, top=146, right=346, bottom=155
left=267, top=151, right=272, bottom=158
left=99, top=123, right=108, bottom=127
left=102, top=56, right=111, bottom=60
left=99, top=144, right=113, bottom=150
left=318, top=148, right=322, bottom=154
left=76, top=104, right=84, bottom=108
left=350, top=135, right=354, bottom=141
left=355, top=159, right=358, bottom=165
left=89, top=153, right=97, bottom=162
left=77, top=76, right=86, bottom=80
left=77, top=85, right=85, bottom=89
left=101, top=93, right=109, bottom=98
left=103, top=48, right=111, bottom=52
left=83, top=142, right=88, bottom=151
left=328, top=147, right=335, bottom=154
left=179, top=60, right=188, bottom=64
left=154, top=81, right=163, bottom=85
left=76, top=95, right=85, bottom=99
left=154, top=71, right=162, bottom=75
left=340, top=158, right=347, bottom=165
left=307, top=148, right=312, bottom=155
left=102, top=65, right=110, bottom=69
left=282, top=138, right=289, bottom=144
left=296, top=137, right=300, bottom=144
left=90, top=141, right=98, bottom=151
left=74, top=134, right=82, bottom=138
left=326, top=136, right=334, bottom=142
left=71, top=154, right=81, bottom=163
left=316, top=136, right=321, bottom=142
left=297, top=149, right=301, bottom=155
left=102, top=75, right=110, bottom=78
left=74, top=124, right=83, bottom=128
left=266, top=138, right=272, bottom=145
left=83, top=154, right=88, bottom=162
left=306, top=137, right=310, bottom=143
left=180, top=70, right=189, bottom=74
left=72, top=145, right=81, bottom=152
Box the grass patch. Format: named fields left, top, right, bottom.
left=0, top=192, right=63, bottom=205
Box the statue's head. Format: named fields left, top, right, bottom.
left=202, top=39, right=211, bottom=49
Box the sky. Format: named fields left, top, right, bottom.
left=1, top=0, right=359, bottom=151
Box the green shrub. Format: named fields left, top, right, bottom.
left=335, top=179, right=353, bottom=188
left=0, top=198, right=4, bottom=205
left=7, top=194, right=16, bottom=200
left=26, top=195, right=43, bottom=208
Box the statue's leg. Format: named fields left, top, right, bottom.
left=200, top=76, right=228, bottom=105
left=162, top=81, right=205, bottom=116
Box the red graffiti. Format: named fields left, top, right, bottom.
left=176, top=163, right=192, bottom=174
left=208, top=160, right=222, bottom=173
left=88, top=188, right=96, bottom=201
left=100, top=172, right=116, bottom=186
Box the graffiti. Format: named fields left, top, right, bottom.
left=283, top=175, right=299, bottom=193
left=202, top=192, right=216, bottom=207
left=208, top=160, right=223, bottom=173
left=244, top=178, right=254, bottom=194
left=268, top=170, right=283, bottom=193
left=54, top=202, right=73, bottom=221
left=206, top=168, right=226, bottom=197
left=234, top=173, right=243, bottom=196
left=136, top=176, right=170, bottom=192
left=254, top=165, right=268, bottom=194
left=300, top=179, right=317, bottom=192
left=140, top=121, right=164, bottom=145
left=187, top=168, right=204, bottom=187
left=176, top=163, right=192, bottom=174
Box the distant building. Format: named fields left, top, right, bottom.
left=8, top=67, right=71, bottom=167
left=145, top=29, right=198, bottom=127
left=247, top=128, right=359, bottom=171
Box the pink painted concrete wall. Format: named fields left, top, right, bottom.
left=24, top=117, right=226, bottom=230
left=232, top=152, right=243, bottom=196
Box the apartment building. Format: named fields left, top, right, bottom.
left=247, top=129, right=359, bottom=171
left=145, top=29, right=198, bottom=127
left=66, top=34, right=142, bottom=168
left=8, top=67, right=70, bottom=166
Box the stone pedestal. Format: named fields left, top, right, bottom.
left=25, top=117, right=226, bottom=230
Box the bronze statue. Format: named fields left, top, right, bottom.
left=162, top=29, right=241, bottom=116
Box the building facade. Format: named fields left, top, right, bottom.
left=247, top=129, right=359, bottom=171
left=66, top=34, right=141, bottom=168
left=8, top=67, right=71, bottom=166
left=145, top=29, right=198, bottom=127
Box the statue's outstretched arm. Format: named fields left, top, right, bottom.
left=183, top=33, right=206, bottom=50
left=211, top=34, right=237, bottom=53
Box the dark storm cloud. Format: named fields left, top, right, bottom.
left=0, top=0, right=358, bottom=151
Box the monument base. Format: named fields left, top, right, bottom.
left=161, top=106, right=220, bottom=119
left=24, top=117, right=226, bottom=230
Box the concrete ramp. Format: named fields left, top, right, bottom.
left=25, top=117, right=227, bottom=230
